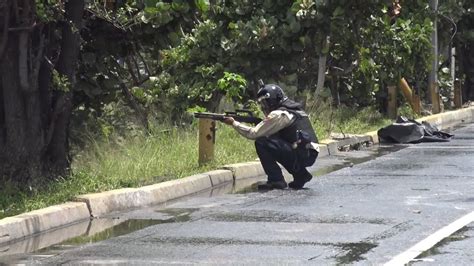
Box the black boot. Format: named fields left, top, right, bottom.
left=289, top=171, right=312, bottom=189
left=257, top=180, right=288, bottom=190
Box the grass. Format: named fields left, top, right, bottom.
left=0, top=103, right=393, bottom=219
left=307, top=101, right=392, bottom=140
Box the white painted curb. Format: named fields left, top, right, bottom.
left=0, top=220, right=90, bottom=256
left=221, top=161, right=265, bottom=180
left=418, top=106, right=474, bottom=130
left=76, top=173, right=212, bottom=217
left=207, top=169, right=234, bottom=187
left=0, top=202, right=89, bottom=245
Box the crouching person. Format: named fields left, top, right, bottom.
left=222, top=84, right=319, bottom=190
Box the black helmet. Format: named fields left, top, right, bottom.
left=257, top=84, right=287, bottom=113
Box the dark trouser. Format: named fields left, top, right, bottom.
left=255, top=137, right=318, bottom=183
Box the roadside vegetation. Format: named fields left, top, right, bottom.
left=0, top=101, right=397, bottom=219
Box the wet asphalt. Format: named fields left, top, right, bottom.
left=1, top=123, right=474, bottom=265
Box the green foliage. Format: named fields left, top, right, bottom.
left=75, top=0, right=473, bottom=122
left=52, top=69, right=71, bottom=92
left=35, top=0, right=64, bottom=22
left=358, top=3, right=433, bottom=86
left=186, top=105, right=206, bottom=119
left=398, top=103, right=421, bottom=119
left=217, top=72, right=247, bottom=99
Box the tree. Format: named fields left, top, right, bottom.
left=74, top=0, right=203, bottom=126
left=0, top=0, right=84, bottom=186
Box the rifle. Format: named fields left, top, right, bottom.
left=194, top=109, right=262, bottom=125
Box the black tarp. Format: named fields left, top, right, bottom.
left=377, top=116, right=454, bottom=143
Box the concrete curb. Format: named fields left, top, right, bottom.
left=0, top=202, right=89, bottom=246
left=417, top=106, right=474, bottom=130
left=319, top=135, right=372, bottom=155
left=221, top=161, right=265, bottom=180
left=0, top=220, right=90, bottom=256
left=75, top=173, right=213, bottom=218
left=1, top=106, right=473, bottom=246
left=74, top=170, right=235, bottom=218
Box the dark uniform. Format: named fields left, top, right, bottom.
left=230, top=84, right=319, bottom=189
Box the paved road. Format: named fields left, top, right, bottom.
left=2, top=123, right=474, bottom=265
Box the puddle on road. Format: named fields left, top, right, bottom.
left=155, top=207, right=199, bottom=218
left=333, top=242, right=378, bottom=265
left=0, top=219, right=165, bottom=263
left=0, top=208, right=197, bottom=259
left=44, top=219, right=164, bottom=248
left=46, top=208, right=197, bottom=248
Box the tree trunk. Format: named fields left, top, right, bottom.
left=1, top=37, right=29, bottom=182
left=314, top=36, right=330, bottom=97
left=428, top=0, right=441, bottom=113
left=46, top=0, right=85, bottom=176
left=329, top=75, right=340, bottom=107
left=0, top=0, right=84, bottom=187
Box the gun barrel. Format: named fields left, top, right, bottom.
left=194, top=112, right=225, bottom=121
left=194, top=111, right=262, bottom=124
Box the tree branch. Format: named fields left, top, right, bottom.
left=21, top=0, right=31, bottom=23
left=8, top=24, right=37, bottom=31
left=134, top=43, right=151, bottom=77
left=31, top=28, right=45, bottom=89
left=110, top=57, right=150, bottom=131
left=44, top=94, right=66, bottom=148
left=119, top=81, right=149, bottom=131
left=125, top=56, right=139, bottom=84
left=18, top=31, right=29, bottom=91
left=131, top=54, right=142, bottom=81
left=0, top=0, right=10, bottom=60
left=12, top=0, right=19, bottom=23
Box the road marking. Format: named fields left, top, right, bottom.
left=384, top=211, right=474, bottom=266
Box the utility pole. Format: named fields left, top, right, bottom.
left=429, top=0, right=441, bottom=114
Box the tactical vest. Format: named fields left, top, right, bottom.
left=274, top=107, right=318, bottom=146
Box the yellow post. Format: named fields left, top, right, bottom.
left=454, top=79, right=462, bottom=109
left=399, top=78, right=413, bottom=105
left=198, top=119, right=216, bottom=165
left=399, top=78, right=421, bottom=115
left=387, top=85, right=398, bottom=119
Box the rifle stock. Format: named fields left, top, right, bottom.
left=194, top=110, right=262, bottom=125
